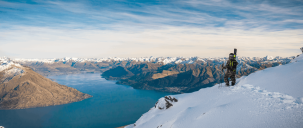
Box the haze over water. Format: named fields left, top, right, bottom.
left=0, top=73, right=173, bottom=128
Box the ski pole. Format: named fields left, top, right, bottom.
left=221, top=63, right=224, bottom=88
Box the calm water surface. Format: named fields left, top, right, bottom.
left=0, top=73, right=173, bottom=128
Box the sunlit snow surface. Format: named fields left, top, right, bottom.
left=126, top=54, right=303, bottom=128
left=0, top=57, right=24, bottom=76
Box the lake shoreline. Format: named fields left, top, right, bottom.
left=1, top=73, right=174, bottom=128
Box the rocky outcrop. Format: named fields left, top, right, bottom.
left=154, top=96, right=178, bottom=110
left=0, top=58, right=92, bottom=110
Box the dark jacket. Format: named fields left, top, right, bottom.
left=223, top=59, right=238, bottom=72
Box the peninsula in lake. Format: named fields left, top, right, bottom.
left=0, top=57, right=92, bottom=110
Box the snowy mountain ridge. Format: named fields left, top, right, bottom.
left=12, top=56, right=293, bottom=65
left=0, top=57, right=24, bottom=77
left=125, top=54, right=303, bottom=128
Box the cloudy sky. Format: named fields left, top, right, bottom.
left=0, top=0, right=302, bottom=58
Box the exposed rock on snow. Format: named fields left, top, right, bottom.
left=291, top=53, right=303, bottom=63
left=0, top=57, right=24, bottom=76
left=154, top=96, right=178, bottom=110
left=5, top=67, right=24, bottom=76
left=0, top=57, right=25, bottom=83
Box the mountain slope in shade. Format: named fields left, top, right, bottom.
left=0, top=58, right=92, bottom=109
left=102, top=58, right=286, bottom=93
left=124, top=54, right=303, bottom=128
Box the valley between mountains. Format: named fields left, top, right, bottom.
left=0, top=55, right=295, bottom=109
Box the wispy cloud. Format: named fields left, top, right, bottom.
left=184, top=0, right=302, bottom=15
left=0, top=0, right=302, bottom=58
left=1, top=25, right=302, bottom=58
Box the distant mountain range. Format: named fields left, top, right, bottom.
left=12, top=56, right=293, bottom=93
left=101, top=56, right=292, bottom=93
left=0, top=57, right=92, bottom=109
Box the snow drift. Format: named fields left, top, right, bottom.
left=125, top=54, right=303, bottom=128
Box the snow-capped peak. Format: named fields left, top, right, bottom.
left=0, top=57, right=24, bottom=76
left=264, top=55, right=274, bottom=60
left=12, top=56, right=294, bottom=66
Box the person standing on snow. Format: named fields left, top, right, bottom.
left=222, top=52, right=238, bottom=86
left=300, top=47, right=303, bottom=53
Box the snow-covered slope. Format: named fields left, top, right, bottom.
left=0, top=57, right=24, bottom=76
left=126, top=54, right=303, bottom=128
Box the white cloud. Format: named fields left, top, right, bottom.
left=183, top=0, right=302, bottom=15
left=1, top=25, right=302, bottom=58
left=281, top=19, right=303, bottom=24
left=47, top=1, right=91, bottom=14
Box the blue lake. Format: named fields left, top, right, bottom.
left=0, top=73, right=174, bottom=128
